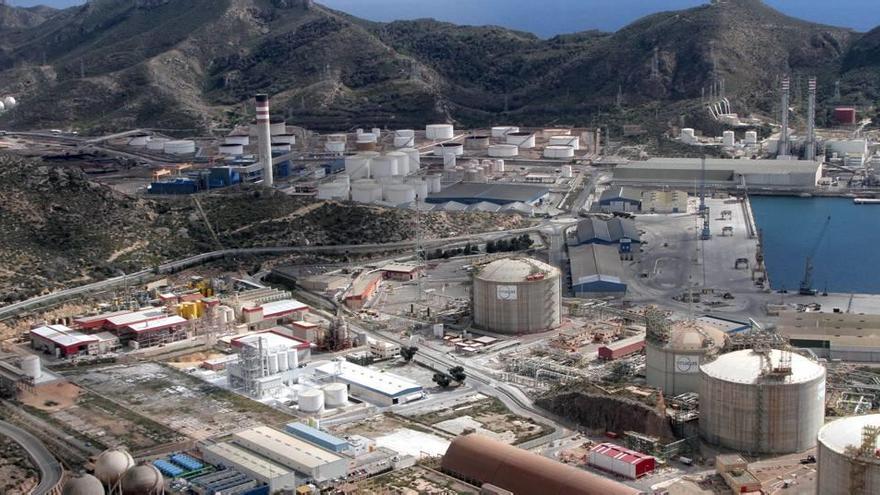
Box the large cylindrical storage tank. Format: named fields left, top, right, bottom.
left=344, top=155, right=370, bottom=179
left=427, top=174, right=442, bottom=193
left=393, top=130, right=415, bottom=148
left=219, top=144, right=243, bottom=155
left=383, top=184, right=416, bottom=204
left=386, top=151, right=410, bottom=176
left=351, top=179, right=383, bottom=203
left=95, top=449, right=135, bottom=485
left=269, top=118, right=286, bottom=135
left=400, top=148, right=420, bottom=171
left=121, top=464, right=164, bottom=495
left=426, top=124, right=454, bottom=140
left=542, top=128, right=570, bottom=138
left=549, top=135, right=580, bottom=150
left=274, top=133, right=296, bottom=145
left=3, top=96, right=16, bottom=108
left=646, top=321, right=726, bottom=396
left=406, top=178, right=429, bottom=201
left=506, top=132, right=535, bottom=149
left=722, top=130, right=735, bottom=147
left=465, top=135, right=491, bottom=150
left=316, top=182, right=349, bottom=200
left=745, top=131, right=758, bottom=145
left=268, top=354, right=279, bottom=375
left=278, top=350, right=289, bottom=372
left=225, top=134, right=249, bottom=146
left=543, top=145, right=574, bottom=159
left=299, top=388, right=324, bottom=413
left=163, top=140, right=196, bottom=155
left=128, top=134, right=150, bottom=147
left=146, top=138, right=169, bottom=151
left=434, top=142, right=464, bottom=157
left=491, top=126, right=519, bottom=138
left=472, top=258, right=561, bottom=334
left=20, top=355, right=41, bottom=380
left=287, top=349, right=299, bottom=369
left=323, top=383, right=349, bottom=407
left=699, top=349, right=826, bottom=454
left=370, top=156, right=398, bottom=178
left=817, top=414, right=880, bottom=495
left=488, top=144, right=518, bottom=158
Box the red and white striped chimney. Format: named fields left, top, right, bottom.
left=255, top=94, right=274, bottom=187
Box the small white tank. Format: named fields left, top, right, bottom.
left=299, top=388, right=324, bottom=413
left=163, top=140, right=196, bottom=155
left=219, top=144, right=243, bottom=155
left=325, top=141, right=346, bottom=153
left=268, top=354, right=279, bottom=375
left=443, top=154, right=457, bottom=170
left=491, top=126, right=519, bottom=138
left=351, top=179, right=383, bottom=203
left=225, top=135, right=249, bottom=146
left=384, top=184, right=416, bottom=204
left=426, top=124, right=454, bottom=140
left=287, top=350, right=299, bottom=369
left=344, top=155, right=371, bottom=179
left=371, top=128, right=381, bottom=139
left=323, top=383, right=348, bottom=407
left=3, top=96, right=16, bottom=108
left=393, top=135, right=414, bottom=148
left=400, top=148, right=420, bottom=171
left=549, top=135, right=580, bottom=150
left=278, top=351, right=289, bottom=372
left=386, top=151, right=410, bottom=176
left=370, top=156, right=398, bottom=178
left=488, top=144, right=518, bottom=158
left=274, top=134, right=296, bottom=145
left=506, top=132, right=535, bottom=149
left=544, top=145, right=575, bottom=159
left=434, top=142, right=464, bottom=157
left=426, top=174, right=442, bottom=193
left=745, top=131, right=758, bottom=145
left=20, top=355, right=41, bottom=380
left=270, top=119, right=286, bottom=135
left=723, top=130, right=735, bottom=147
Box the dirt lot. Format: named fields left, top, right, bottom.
left=165, top=350, right=227, bottom=369
left=0, top=435, right=38, bottom=495
left=354, top=465, right=479, bottom=495
left=18, top=381, right=83, bottom=412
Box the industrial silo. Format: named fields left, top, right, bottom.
left=323, top=383, right=349, bottom=407
left=465, top=135, right=491, bottom=150
left=488, top=144, right=518, bottom=158
left=426, top=124, right=454, bottom=140
left=699, top=349, right=826, bottom=454
left=299, top=388, right=324, bottom=413
left=472, top=258, right=561, bottom=334
left=95, top=449, right=135, bottom=486
left=491, top=126, right=519, bottom=138
left=543, top=145, right=574, bottom=159
left=62, top=474, right=105, bottom=495
left=506, top=132, right=536, bottom=149
left=386, top=151, right=410, bottom=176
left=351, top=180, right=383, bottom=203
left=434, top=142, right=464, bottom=157
left=817, top=414, right=880, bottom=495
left=646, top=317, right=727, bottom=396
left=19, top=355, right=41, bottom=380
left=121, top=464, right=164, bottom=495
left=344, top=155, right=370, bottom=179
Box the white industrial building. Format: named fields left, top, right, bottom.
left=232, top=426, right=348, bottom=483
left=227, top=332, right=308, bottom=399
left=613, top=158, right=822, bottom=189
left=314, top=360, right=424, bottom=406
left=201, top=442, right=297, bottom=492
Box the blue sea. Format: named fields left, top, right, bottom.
left=750, top=196, right=880, bottom=295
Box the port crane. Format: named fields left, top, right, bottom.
left=799, top=216, right=831, bottom=296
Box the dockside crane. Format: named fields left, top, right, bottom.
left=799, top=216, right=831, bottom=296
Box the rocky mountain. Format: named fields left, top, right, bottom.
left=0, top=0, right=875, bottom=132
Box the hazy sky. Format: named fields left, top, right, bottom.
left=10, top=0, right=880, bottom=35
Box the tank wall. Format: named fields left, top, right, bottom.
left=473, top=276, right=560, bottom=334
left=818, top=440, right=880, bottom=495
left=645, top=344, right=703, bottom=396
left=700, top=372, right=825, bottom=454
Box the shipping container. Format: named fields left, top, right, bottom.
left=148, top=178, right=198, bottom=195
left=834, top=107, right=857, bottom=125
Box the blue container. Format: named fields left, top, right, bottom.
left=153, top=460, right=185, bottom=478
left=170, top=453, right=204, bottom=471
left=148, top=179, right=198, bottom=195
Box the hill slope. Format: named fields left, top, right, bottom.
left=0, top=0, right=873, bottom=132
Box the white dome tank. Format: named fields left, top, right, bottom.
left=383, top=184, right=416, bottom=204
left=400, top=148, right=421, bottom=171
left=121, top=464, right=164, bottom=495
left=386, top=151, right=410, bottom=176
left=63, top=474, right=105, bottom=495
left=434, top=142, right=464, bottom=157
left=817, top=414, right=880, bottom=495
left=473, top=257, right=561, bottom=334
left=219, top=144, right=243, bottom=155
left=488, top=144, right=518, bottom=158
left=95, top=449, right=135, bottom=484
left=491, top=126, right=519, bottom=138
left=351, top=179, right=383, bottom=203
left=506, top=132, right=535, bottom=149
left=543, top=145, right=574, bottom=159
left=299, top=388, right=324, bottom=413
left=323, top=383, right=348, bottom=407
left=370, top=156, right=398, bottom=178
left=2, top=96, right=16, bottom=108
left=225, top=135, right=249, bottom=146
left=405, top=178, right=429, bottom=201
left=426, top=124, right=454, bottom=140
left=163, top=140, right=196, bottom=155
left=549, top=135, right=580, bottom=150
left=146, top=138, right=169, bottom=151
left=344, top=155, right=370, bottom=179
left=19, top=355, right=41, bottom=380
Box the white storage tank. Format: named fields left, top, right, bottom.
left=699, top=349, right=826, bottom=454
left=370, top=156, right=398, bottom=178
left=351, top=179, right=383, bottom=203
left=287, top=349, right=299, bottom=369
left=817, top=414, right=880, bottom=495
left=543, top=145, right=574, bottom=159
left=386, top=151, right=410, bottom=176
left=95, top=449, right=135, bottom=485
left=400, top=148, right=421, bottom=171
left=268, top=354, right=279, bottom=375
left=3, top=96, right=16, bottom=108
left=646, top=318, right=727, bottom=396
left=393, top=130, right=415, bottom=148
left=357, top=132, right=378, bottom=143
left=488, top=144, right=518, bottom=158
left=323, top=383, right=349, bottom=408
left=426, top=174, right=442, bottom=193
left=225, top=134, right=249, bottom=146
left=317, top=182, right=349, bottom=200
left=406, top=178, right=429, bottom=201
left=278, top=351, right=289, bottom=372
left=371, top=128, right=381, bottom=139
left=20, top=355, right=41, bottom=380
left=219, top=143, right=243, bottom=155
left=274, top=134, right=296, bottom=145
left=164, top=140, right=196, bottom=155
left=384, top=184, right=416, bottom=204
left=325, top=140, right=346, bottom=153
left=561, top=165, right=573, bottom=178
left=434, top=142, right=464, bottom=157
left=269, top=119, right=286, bottom=135
left=491, top=126, right=519, bottom=138
left=542, top=128, right=570, bottom=138
left=549, top=135, right=580, bottom=150
left=493, top=159, right=506, bottom=173
left=506, top=132, right=535, bottom=149
left=472, top=257, right=561, bottom=334
left=465, top=135, right=491, bottom=150
left=147, top=138, right=169, bottom=151
left=723, top=130, right=735, bottom=147
left=745, top=131, right=758, bottom=145
left=299, top=388, right=324, bottom=413
left=680, top=128, right=696, bottom=143
left=128, top=134, right=150, bottom=147
left=426, top=124, right=454, bottom=140
left=344, top=155, right=371, bottom=179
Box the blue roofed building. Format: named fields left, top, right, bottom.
left=284, top=423, right=350, bottom=453
left=189, top=468, right=258, bottom=495
left=426, top=183, right=550, bottom=206
left=314, top=360, right=424, bottom=406
left=569, top=244, right=627, bottom=298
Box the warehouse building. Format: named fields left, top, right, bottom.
left=641, top=189, right=689, bottom=213
left=284, top=423, right=350, bottom=454
left=30, top=325, right=98, bottom=357
left=232, top=426, right=348, bottom=483
left=381, top=263, right=423, bottom=281
left=613, top=157, right=822, bottom=189
left=200, top=442, right=297, bottom=492
left=344, top=272, right=382, bottom=310
left=189, top=468, right=258, bottom=495
left=777, top=311, right=880, bottom=362
left=241, top=299, right=309, bottom=331
left=570, top=217, right=640, bottom=253
left=314, top=360, right=424, bottom=406
left=597, top=187, right=642, bottom=213
left=104, top=308, right=169, bottom=331
left=122, top=315, right=189, bottom=349
left=569, top=244, right=627, bottom=298
left=588, top=443, right=655, bottom=479
left=426, top=183, right=550, bottom=206
left=441, top=434, right=639, bottom=495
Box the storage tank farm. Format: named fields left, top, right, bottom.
left=817, top=414, right=880, bottom=494
left=645, top=311, right=727, bottom=396
left=472, top=257, right=561, bottom=334
left=699, top=348, right=826, bottom=454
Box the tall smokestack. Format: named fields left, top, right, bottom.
left=806, top=77, right=817, bottom=161
left=255, top=94, right=274, bottom=187
left=779, top=76, right=790, bottom=158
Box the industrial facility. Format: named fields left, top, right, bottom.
left=472, top=257, right=561, bottom=334
left=817, top=413, right=880, bottom=494
left=613, top=157, right=823, bottom=189
left=646, top=316, right=727, bottom=396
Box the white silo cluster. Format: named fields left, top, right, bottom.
left=351, top=179, right=383, bottom=203
left=325, top=133, right=346, bottom=153
left=426, top=123, right=454, bottom=140
left=426, top=174, right=442, bottom=193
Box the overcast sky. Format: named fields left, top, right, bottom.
left=9, top=0, right=880, bottom=35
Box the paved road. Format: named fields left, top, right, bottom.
left=0, top=420, right=63, bottom=495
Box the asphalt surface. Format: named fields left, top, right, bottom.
left=0, top=420, right=63, bottom=495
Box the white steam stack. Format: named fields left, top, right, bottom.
left=255, top=93, right=274, bottom=187
left=806, top=77, right=817, bottom=161
left=779, top=76, right=790, bottom=158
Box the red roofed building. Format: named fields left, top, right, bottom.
left=345, top=273, right=382, bottom=310
left=241, top=299, right=309, bottom=330
left=588, top=443, right=655, bottom=479
left=597, top=335, right=645, bottom=360
left=30, top=325, right=99, bottom=357
left=122, top=315, right=188, bottom=348
left=104, top=309, right=169, bottom=331
left=72, top=310, right=131, bottom=331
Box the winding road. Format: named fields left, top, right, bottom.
left=0, top=420, right=63, bottom=495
